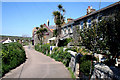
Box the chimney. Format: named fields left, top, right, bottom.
left=87, top=6, right=96, bottom=15
left=47, top=19, right=49, bottom=26
left=67, top=18, right=73, bottom=23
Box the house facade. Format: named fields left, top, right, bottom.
left=32, top=23, right=55, bottom=45
left=60, top=1, right=120, bottom=44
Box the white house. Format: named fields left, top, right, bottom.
left=3, top=38, right=12, bottom=44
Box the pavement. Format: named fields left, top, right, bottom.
left=3, top=46, right=71, bottom=78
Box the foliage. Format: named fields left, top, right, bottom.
left=22, top=42, right=29, bottom=46
left=35, top=44, right=71, bottom=67
left=80, top=55, right=95, bottom=76
left=78, top=9, right=120, bottom=58
left=67, top=67, right=76, bottom=79
left=50, top=47, right=71, bottom=67
left=1, top=42, right=26, bottom=76
left=53, top=29, right=57, bottom=37
left=52, top=4, right=65, bottom=46
left=97, top=15, right=120, bottom=57
left=65, top=47, right=91, bottom=55
left=58, top=38, right=72, bottom=47
left=80, top=60, right=91, bottom=76
left=35, top=44, right=50, bottom=55
left=36, top=24, right=48, bottom=45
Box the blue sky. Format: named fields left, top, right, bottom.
left=2, top=2, right=116, bottom=37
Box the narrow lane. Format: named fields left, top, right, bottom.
left=3, top=46, right=71, bottom=78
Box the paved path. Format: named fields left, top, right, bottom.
left=3, top=46, right=71, bottom=78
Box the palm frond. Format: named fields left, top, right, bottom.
left=52, top=11, right=60, bottom=16
left=62, top=9, right=65, bottom=12
left=58, top=4, right=63, bottom=10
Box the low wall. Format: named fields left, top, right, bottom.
left=67, top=50, right=80, bottom=77
left=91, top=64, right=120, bottom=80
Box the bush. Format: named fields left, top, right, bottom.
left=35, top=44, right=50, bottom=55
left=58, top=38, right=72, bottom=47
left=79, top=55, right=94, bottom=76
left=80, top=60, right=91, bottom=76
left=1, top=42, right=26, bottom=76
left=50, top=47, right=71, bottom=67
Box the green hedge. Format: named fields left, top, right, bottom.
left=80, top=55, right=94, bottom=76
left=1, top=42, right=26, bottom=76
left=50, top=47, right=71, bottom=67
left=58, top=38, right=72, bottom=47
left=35, top=44, right=50, bottom=55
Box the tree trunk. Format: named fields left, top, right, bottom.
left=55, top=26, right=61, bottom=47
left=55, top=26, right=59, bottom=46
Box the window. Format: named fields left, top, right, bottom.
left=97, top=15, right=102, bottom=22
left=81, top=21, right=84, bottom=29
left=79, top=22, right=81, bottom=29
left=87, top=19, right=91, bottom=28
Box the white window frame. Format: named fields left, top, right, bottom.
left=81, top=21, right=84, bottom=29
left=97, top=15, right=102, bottom=22
left=87, top=19, right=91, bottom=28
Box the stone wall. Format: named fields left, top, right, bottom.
left=91, top=63, right=120, bottom=80
left=68, top=50, right=80, bottom=77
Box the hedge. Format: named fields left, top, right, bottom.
left=80, top=55, right=95, bottom=76
left=1, top=42, right=26, bottom=76
left=35, top=44, right=50, bottom=55
left=50, top=47, right=71, bottom=67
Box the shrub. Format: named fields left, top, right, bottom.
left=79, top=55, right=95, bottom=76
left=50, top=47, right=71, bottom=67
left=80, top=60, right=91, bottom=76
left=35, top=44, right=50, bottom=55
left=58, top=38, right=72, bottom=47
left=1, top=42, right=26, bottom=76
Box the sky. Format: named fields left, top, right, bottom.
left=2, top=1, right=117, bottom=37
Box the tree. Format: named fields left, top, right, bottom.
left=52, top=4, right=65, bottom=46
left=98, top=14, right=120, bottom=58
left=79, top=7, right=120, bottom=58
left=53, top=29, right=57, bottom=37
left=36, top=25, right=47, bottom=45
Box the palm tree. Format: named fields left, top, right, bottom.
left=36, top=24, right=47, bottom=45
left=52, top=4, right=65, bottom=46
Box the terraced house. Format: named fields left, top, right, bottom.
left=60, top=1, right=120, bottom=44
left=32, top=20, right=55, bottom=45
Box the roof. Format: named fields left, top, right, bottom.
left=62, top=1, right=120, bottom=27
left=44, top=24, right=54, bottom=33
left=74, top=1, right=120, bottom=22
left=3, top=38, right=12, bottom=44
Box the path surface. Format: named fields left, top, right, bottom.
left=3, top=46, right=71, bottom=78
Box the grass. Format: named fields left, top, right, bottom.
left=67, top=67, right=76, bottom=79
